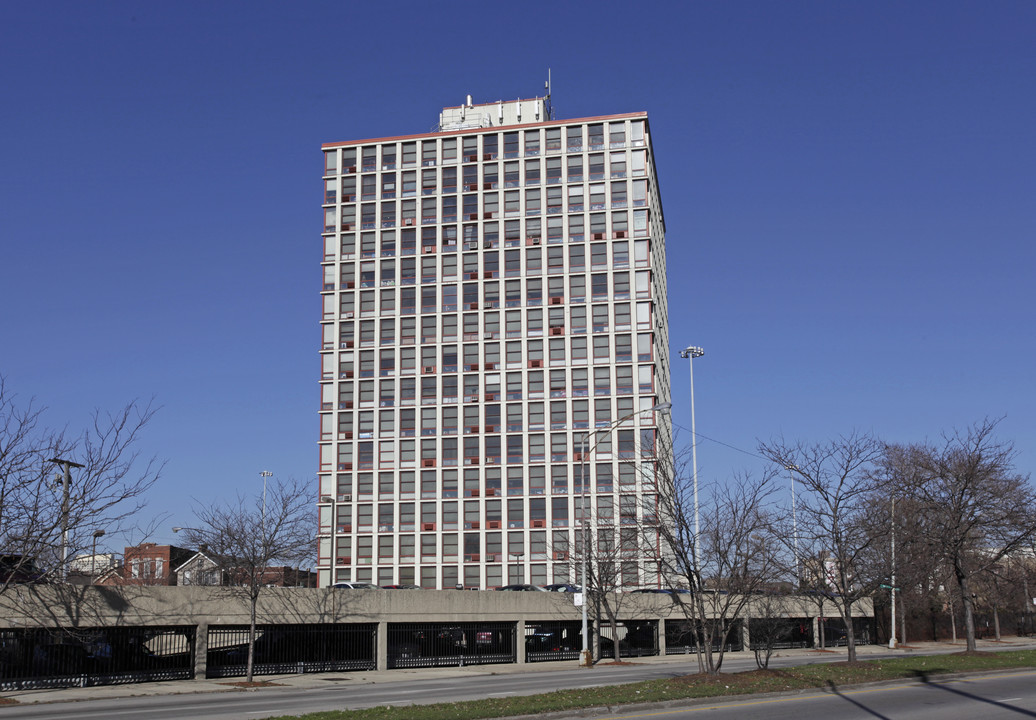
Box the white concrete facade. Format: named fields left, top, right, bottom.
left=317, top=99, right=671, bottom=589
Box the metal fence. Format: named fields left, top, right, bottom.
left=0, top=626, right=195, bottom=690
left=816, top=617, right=873, bottom=647
left=600, top=620, right=659, bottom=658
left=206, top=623, right=376, bottom=678
left=525, top=620, right=583, bottom=662
left=747, top=618, right=813, bottom=650
left=387, top=622, right=516, bottom=668
left=664, top=619, right=743, bottom=655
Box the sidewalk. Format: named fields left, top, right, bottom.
left=5, top=637, right=1035, bottom=706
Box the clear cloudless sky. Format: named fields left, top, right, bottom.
left=2, top=1, right=1034, bottom=551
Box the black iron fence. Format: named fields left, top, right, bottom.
left=525, top=620, right=583, bottom=662
left=387, top=622, right=516, bottom=668
left=206, top=623, right=376, bottom=678
left=747, top=617, right=813, bottom=650
left=0, top=613, right=875, bottom=687
left=0, top=626, right=195, bottom=690
left=600, top=620, right=659, bottom=658
left=815, top=617, right=873, bottom=647
left=664, top=619, right=743, bottom=655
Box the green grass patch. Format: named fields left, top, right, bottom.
left=269, top=650, right=1036, bottom=720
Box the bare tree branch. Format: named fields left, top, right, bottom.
left=0, top=376, right=162, bottom=593
left=179, top=476, right=315, bottom=682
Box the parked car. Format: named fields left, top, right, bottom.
left=542, top=583, right=582, bottom=593
left=525, top=629, right=578, bottom=653
left=495, top=584, right=546, bottom=591
left=630, top=587, right=691, bottom=595
left=331, top=582, right=379, bottom=589
left=381, top=584, right=422, bottom=589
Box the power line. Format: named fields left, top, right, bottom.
left=669, top=421, right=768, bottom=462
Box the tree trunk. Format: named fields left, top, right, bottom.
left=993, top=605, right=1001, bottom=641
left=958, top=570, right=977, bottom=652
left=702, top=628, right=716, bottom=674
left=247, top=594, right=257, bottom=683
left=841, top=602, right=857, bottom=663
left=899, top=595, right=907, bottom=645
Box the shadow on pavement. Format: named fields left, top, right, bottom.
left=911, top=670, right=1036, bottom=718
left=825, top=680, right=892, bottom=720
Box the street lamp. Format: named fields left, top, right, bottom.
left=510, top=551, right=525, bottom=584
left=677, top=346, right=704, bottom=568
left=578, top=401, right=672, bottom=667
left=786, top=465, right=801, bottom=587
left=91, top=529, right=105, bottom=580
left=260, top=471, right=273, bottom=526
left=49, top=457, right=84, bottom=580
left=889, top=496, right=898, bottom=649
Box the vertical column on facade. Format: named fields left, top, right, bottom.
left=741, top=616, right=750, bottom=653
left=516, top=619, right=526, bottom=664
left=376, top=620, right=389, bottom=670
left=193, top=620, right=208, bottom=679
left=657, top=618, right=667, bottom=656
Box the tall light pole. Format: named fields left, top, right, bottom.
left=91, top=529, right=105, bottom=581
left=579, top=401, right=672, bottom=667
left=787, top=465, right=801, bottom=587
left=260, top=471, right=273, bottom=527
left=889, top=496, right=898, bottom=649
left=678, top=346, right=704, bottom=568
left=49, top=457, right=84, bottom=580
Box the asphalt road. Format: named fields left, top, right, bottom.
left=572, top=669, right=1036, bottom=720
left=2, top=647, right=1033, bottom=720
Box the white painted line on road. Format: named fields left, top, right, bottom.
left=1001, top=697, right=1022, bottom=702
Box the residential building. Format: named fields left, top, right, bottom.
left=99, top=543, right=194, bottom=586
left=174, top=552, right=318, bottom=588
left=317, top=95, right=671, bottom=589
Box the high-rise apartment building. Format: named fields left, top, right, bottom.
left=317, top=96, right=671, bottom=589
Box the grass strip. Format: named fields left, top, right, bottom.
left=271, top=650, right=1036, bottom=720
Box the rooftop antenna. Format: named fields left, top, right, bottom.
left=544, top=68, right=553, bottom=120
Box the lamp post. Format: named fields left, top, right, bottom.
left=677, top=347, right=704, bottom=568
left=787, top=465, right=801, bottom=587
left=889, top=496, right=898, bottom=649
left=510, top=551, right=524, bottom=584
left=260, top=471, right=273, bottom=526
left=49, top=457, right=84, bottom=580
left=578, top=401, right=672, bottom=667
left=91, top=529, right=105, bottom=581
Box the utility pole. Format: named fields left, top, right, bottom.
left=49, top=457, right=84, bottom=581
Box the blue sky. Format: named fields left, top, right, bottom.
left=2, top=1, right=1034, bottom=550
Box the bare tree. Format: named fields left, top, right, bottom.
left=884, top=420, right=1036, bottom=651
left=750, top=588, right=795, bottom=669
left=180, top=476, right=314, bottom=682
left=0, top=376, right=162, bottom=593
left=583, top=521, right=649, bottom=662
left=656, top=461, right=782, bottom=674
left=758, top=432, right=884, bottom=662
